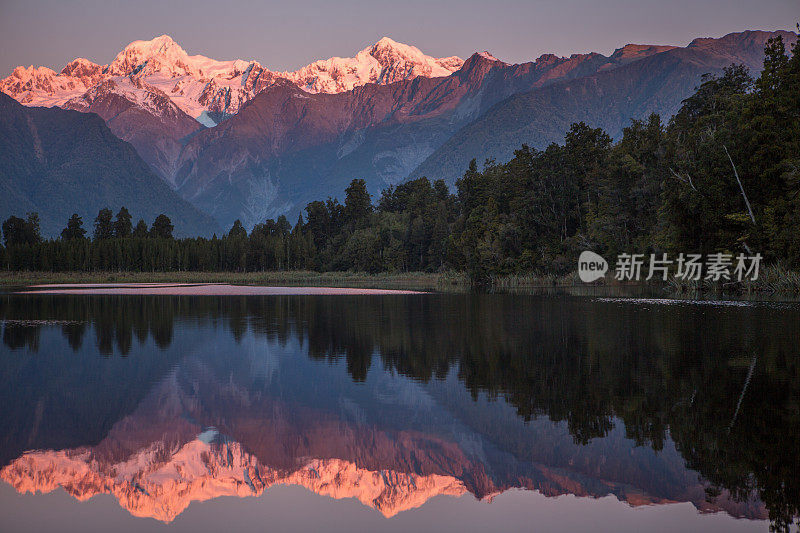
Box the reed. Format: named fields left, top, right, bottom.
left=741, top=263, right=800, bottom=293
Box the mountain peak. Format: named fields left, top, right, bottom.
left=365, top=37, right=438, bottom=65
left=125, top=34, right=182, bottom=53
left=368, top=37, right=433, bottom=58
left=367, top=37, right=464, bottom=71
left=117, top=34, right=187, bottom=63
left=462, top=50, right=505, bottom=68
left=477, top=51, right=502, bottom=62
left=284, top=38, right=463, bottom=94
left=109, top=35, right=193, bottom=77
left=610, top=43, right=677, bottom=61
left=687, top=30, right=798, bottom=51
left=11, top=64, right=56, bottom=78
left=60, top=58, right=104, bottom=78
left=452, top=51, right=504, bottom=84
left=373, top=36, right=403, bottom=49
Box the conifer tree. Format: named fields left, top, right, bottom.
left=150, top=215, right=174, bottom=239
left=61, top=214, right=86, bottom=240
left=114, top=207, right=133, bottom=238
left=93, top=208, right=114, bottom=241
left=132, top=219, right=149, bottom=238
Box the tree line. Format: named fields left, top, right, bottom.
left=1, top=36, right=797, bottom=280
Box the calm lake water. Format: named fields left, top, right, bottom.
left=0, top=286, right=798, bottom=532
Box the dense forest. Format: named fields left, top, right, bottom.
left=1, top=36, right=797, bottom=281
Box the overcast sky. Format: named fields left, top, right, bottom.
left=1, top=0, right=797, bottom=75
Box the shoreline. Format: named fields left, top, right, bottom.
left=0, top=271, right=455, bottom=291
left=0, top=269, right=798, bottom=295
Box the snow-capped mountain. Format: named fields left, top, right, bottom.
left=285, top=37, right=463, bottom=93
left=2, top=60, right=101, bottom=108
left=1, top=34, right=463, bottom=126
left=2, top=30, right=793, bottom=234
left=62, top=76, right=205, bottom=180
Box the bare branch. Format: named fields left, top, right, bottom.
left=723, top=145, right=756, bottom=225
left=669, top=167, right=697, bottom=191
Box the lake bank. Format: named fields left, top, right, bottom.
left=0, top=266, right=797, bottom=294
left=0, top=271, right=458, bottom=291
left=0, top=270, right=612, bottom=292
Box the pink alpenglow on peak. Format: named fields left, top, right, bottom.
left=0, top=35, right=464, bottom=126
left=282, top=36, right=464, bottom=94
left=477, top=51, right=504, bottom=63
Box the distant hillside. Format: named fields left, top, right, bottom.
left=411, top=30, right=798, bottom=185
left=0, top=92, right=219, bottom=237
left=171, top=48, right=669, bottom=229
left=1, top=30, right=795, bottom=232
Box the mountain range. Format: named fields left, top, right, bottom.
left=1, top=30, right=797, bottom=233
left=0, top=92, right=217, bottom=237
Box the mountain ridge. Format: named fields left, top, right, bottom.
left=410, top=29, right=798, bottom=185
left=0, top=35, right=468, bottom=190
left=0, top=92, right=219, bottom=237
left=2, top=30, right=794, bottom=231
left=168, top=30, right=790, bottom=229
left=1, top=34, right=465, bottom=124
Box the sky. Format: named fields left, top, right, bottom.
left=0, top=0, right=797, bottom=75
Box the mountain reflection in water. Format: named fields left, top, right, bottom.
left=0, top=293, right=797, bottom=531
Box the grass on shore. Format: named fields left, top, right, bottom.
left=0, top=270, right=466, bottom=291
left=0, top=270, right=573, bottom=292
left=667, top=263, right=800, bottom=294
left=1, top=265, right=798, bottom=293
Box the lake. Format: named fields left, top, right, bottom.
left=0, top=285, right=798, bottom=532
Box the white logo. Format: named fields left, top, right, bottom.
left=578, top=251, right=608, bottom=283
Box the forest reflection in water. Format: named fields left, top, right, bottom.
left=0, top=292, right=798, bottom=531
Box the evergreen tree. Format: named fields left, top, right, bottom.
left=61, top=214, right=86, bottom=240
left=114, top=207, right=132, bottom=238
left=150, top=214, right=174, bottom=239
left=304, top=200, right=331, bottom=250
left=344, top=178, right=372, bottom=228
left=132, top=219, right=149, bottom=238
left=275, top=215, right=291, bottom=235
left=2, top=216, right=29, bottom=247
left=227, top=220, right=248, bottom=240
left=25, top=212, right=42, bottom=244
left=2, top=214, right=42, bottom=248
left=93, top=208, right=114, bottom=241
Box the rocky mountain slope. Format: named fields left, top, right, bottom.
left=170, top=30, right=792, bottom=229
left=0, top=92, right=218, bottom=236
left=1, top=35, right=464, bottom=125
left=63, top=77, right=204, bottom=180
left=1, top=31, right=795, bottom=232
left=411, top=30, right=799, bottom=185
left=170, top=44, right=682, bottom=227
left=1, top=35, right=464, bottom=193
